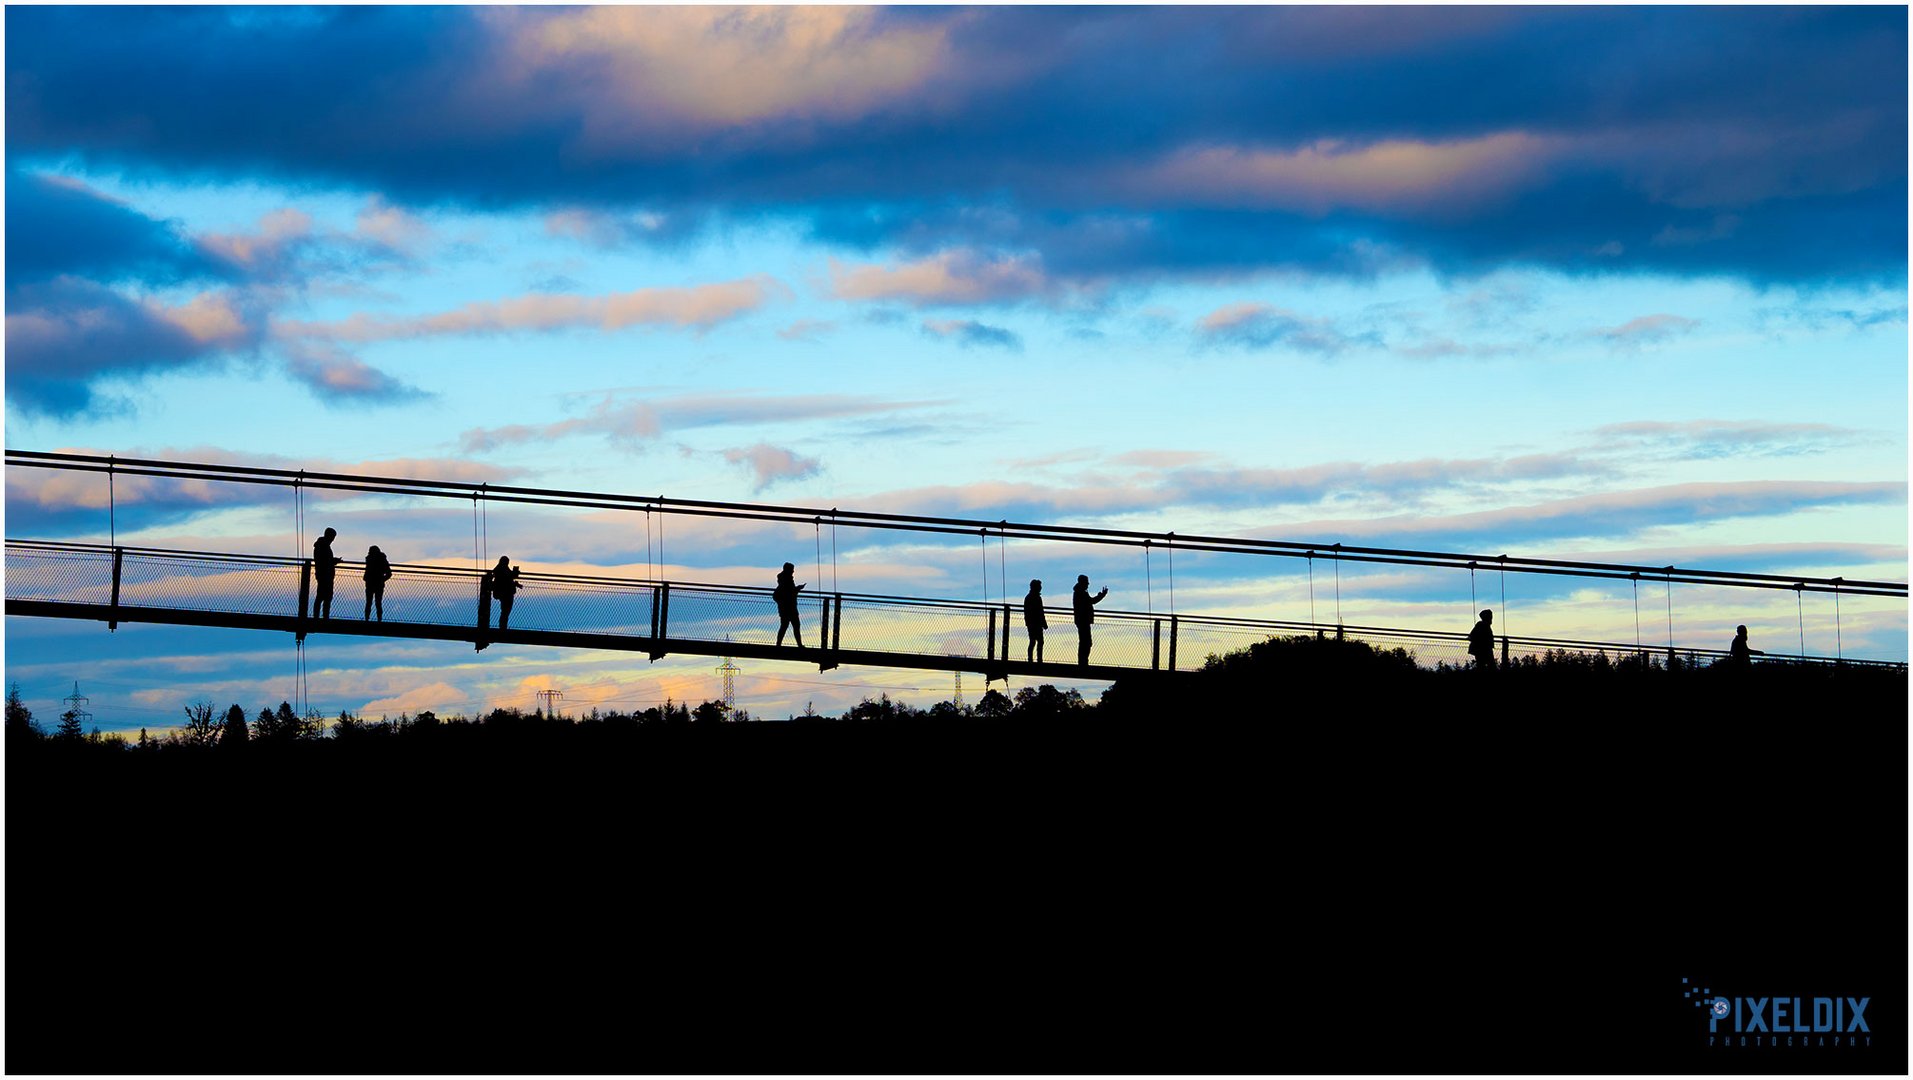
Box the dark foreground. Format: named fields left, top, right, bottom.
left=9, top=656, right=1907, bottom=1074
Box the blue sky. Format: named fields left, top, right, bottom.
left=4, top=5, right=1906, bottom=730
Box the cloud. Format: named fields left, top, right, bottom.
left=277, top=275, right=789, bottom=342
left=1588, top=419, right=1866, bottom=460
left=5, top=279, right=265, bottom=417
left=488, top=6, right=956, bottom=132
left=6, top=444, right=521, bottom=537
left=459, top=392, right=946, bottom=453
left=1113, top=132, right=1565, bottom=216
left=776, top=318, right=837, bottom=343
left=1272, top=480, right=1907, bottom=549
left=722, top=444, right=823, bottom=492
left=6, top=7, right=1902, bottom=284
left=1196, top=303, right=1380, bottom=354
left=828, top=251, right=1049, bottom=306
left=920, top=318, right=1022, bottom=351
left=283, top=343, right=429, bottom=406
left=5, top=168, right=228, bottom=286
left=1593, top=313, right=1700, bottom=345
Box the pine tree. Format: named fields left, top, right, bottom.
left=55, top=709, right=85, bottom=741
left=6, top=683, right=42, bottom=741
left=221, top=704, right=248, bottom=747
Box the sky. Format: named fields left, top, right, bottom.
left=3, top=4, right=1907, bottom=732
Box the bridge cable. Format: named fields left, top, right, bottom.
left=1333, top=544, right=1342, bottom=628
left=1834, top=580, right=1843, bottom=660
left=1144, top=539, right=1152, bottom=614
left=1499, top=556, right=1508, bottom=643
left=814, top=518, right=823, bottom=600
left=481, top=483, right=488, bottom=567
left=1797, top=584, right=1806, bottom=657
left=296, top=471, right=307, bottom=719
left=831, top=511, right=839, bottom=594
left=470, top=494, right=479, bottom=573
left=1166, top=533, right=1174, bottom=616
left=979, top=529, right=989, bottom=605
left=645, top=507, right=653, bottom=582
left=1307, top=553, right=1315, bottom=626
left=1664, top=569, right=1674, bottom=657
left=1469, top=563, right=1477, bottom=614
left=998, top=521, right=1007, bottom=616
left=1631, top=573, right=1641, bottom=654
left=107, top=455, right=116, bottom=549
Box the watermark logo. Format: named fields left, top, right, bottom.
left=1685, top=977, right=1871, bottom=1050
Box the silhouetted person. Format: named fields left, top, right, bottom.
left=1468, top=608, right=1496, bottom=672
left=1072, top=574, right=1108, bottom=666
left=311, top=527, right=342, bottom=619
left=362, top=545, right=392, bottom=621
left=1023, top=578, right=1048, bottom=662
left=489, top=556, right=522, bottom=631
left=1728, top=624, right=1764, bottom=668
left=774, top=562, right=806, bottom=649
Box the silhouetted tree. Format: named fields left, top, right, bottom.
left=56, top=709, right=85, bottom=741
left=975, top=689, right=1012, bottom=718
left=692, top=700, right=730, bottom=724
left=7, top=683, right=43, bottom=743
left=178, top=702, right=220, bottom=747
left=221, top=704, right=248, bottom=747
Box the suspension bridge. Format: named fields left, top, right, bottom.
left=6, top=450, right=1906, bottom=688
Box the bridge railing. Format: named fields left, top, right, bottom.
left=6, top=540, right=1903, bottom=674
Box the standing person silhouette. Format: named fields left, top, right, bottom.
left=489, top=556, right=522, bottom=631
left=1728, top=624, right=1764, bottom=668
left=1072, top=574, right=1108, bottom=666
left=362, top=545, right=393, bottom=622
left=1468, top=609, right=1496, bottom=672
left=311, top=527, right=342, bottom=619
left=1023, top=579, right=1048, bottom=662
left=773, top=562, right=806, bottom=649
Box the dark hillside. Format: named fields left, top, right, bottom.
left=9, top=641, right=1904, bottom=1074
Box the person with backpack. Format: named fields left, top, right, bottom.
left=362, top=545, right=393, bottom=622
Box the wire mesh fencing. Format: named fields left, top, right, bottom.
left=8, top=541, right=1900, bottom=674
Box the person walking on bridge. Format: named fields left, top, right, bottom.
left=1023, top=579, right=1048, bottom=662
left=362, top=545, right=393, bottom=622
left=773, top=562, right=807, bottom=649
left=312, top=527, right=343, bottom=619
left=1468, top=609, right=1497, bottom=672
left=489, top=555, right=522, bottom=631
left=1727, top=624, right=1765, bottom=669
left=1072, top=574, right=1108, bottom=666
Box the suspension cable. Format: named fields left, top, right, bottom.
left=1307, top=553, right=1316, bottom=626
left=1166, top=533, right=1175, bottom=615
left=481, top=482, right=488, bottom=566
left=645, top=507, right=653, bottom=582
left=1664, top=568, right=1674, bottom=654
left=1470, top=562, right=1477, bottom=613
left=998, top=521, right=1007, bottom=611
left=1144, top=539, right=1152, bottom=614
left=1631, top=573, right=1641, bottom=653
left=979, top=529, right=989, bottom=604
left=1498, top=555, right=1508, bottom=639
left=108, top=455, right=116, bottom=549
left=471, top=493, right=479, bottom=573
left=815, top=517, right=823, bottom=594
left=1797, top=583, right=1806, bottom=656
left=1333, top=544, right=1342, bottom=627
left=832, top=511, right=840, bottom=594
left=1834, top=579, right=1843, bottom=660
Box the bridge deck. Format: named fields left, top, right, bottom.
left=7, top=540, right=1903, bottom=676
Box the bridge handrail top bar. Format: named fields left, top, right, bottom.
left=9, top=450, right=1905, bottom=596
